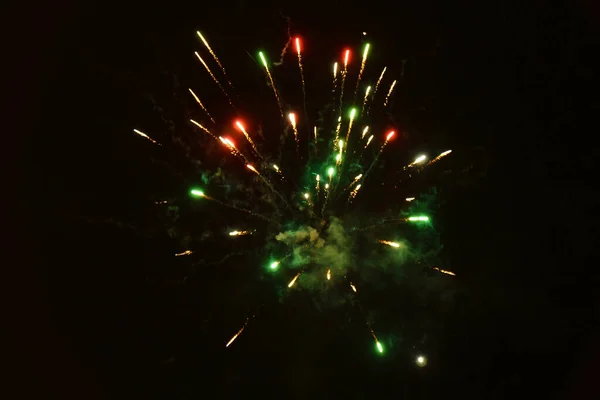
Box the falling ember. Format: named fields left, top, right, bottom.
left=327, top=269, right=331, bottom=280
left=154, top=200, right=168, bottom=204
left=194, top=52, right=234, bottom=107
left=196, top=31, right=233, bottom=87
left=383, top=79, right=397, bottom=107
left=379, top=240, right=401, bottom=248
left=433, top=267, right=456, bottom=276
left=361, top=126, right=369, bottom=139
left=258, top=51, right=283, bottom=117
left=190, top=119, right=216, bottom=139
left=175, top=250, right=193, bottom=256
left=288, top=273, right=301, bottom=288
left=350, top=283, right=357, bottom=292
left=188, top=88, right=215, bottom=123
left=406, top=197, right=415, bottom=202
left=229, top=230, right=250, bottom=236
left=133, top=129, right=160, bottom=145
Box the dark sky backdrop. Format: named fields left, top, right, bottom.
left=14, top=0, right=599, bottom=398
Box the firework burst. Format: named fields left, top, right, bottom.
left=135, top=27, right=454, bottom=359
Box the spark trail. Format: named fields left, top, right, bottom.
left=196, top=31, right=233, bottom=87
left=235, top=120, right=262, bottom=159
left=194, top=52, right=235, bottom=108
left=188, top=88, right=215, bottom=124
left=383, top=80, right=397, bottom=107
left=133, top=129, right=161, bottom=145
left=258, top=51, right=284, bottom=118
left=354, top=43, right=370, bottom=99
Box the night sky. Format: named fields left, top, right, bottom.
left=15, top=0, right=599, bottom=398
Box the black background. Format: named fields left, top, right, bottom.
left=12, top=0, right=599, bottom=398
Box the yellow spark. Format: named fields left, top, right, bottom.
left=428, top=149, right=453, bottom=165
left=406, top=197, right=415, bottom=202
left=188, top=88, right=215, bottom=123
left=313, top=126, right=318, bottom=145
left=304, top=193, right=310, bottom=199
left=196, top=31, right=232, bottom=87
left=272, top=164, right=279, bottom=172
left=288, top=112, right=299, bottom=145
left=327, top=269, right=331, bottom=280
left=365, top=135, right=374, bottom=148
left=325, top=183, right=329, bottom=190
left=361, top=126, right=369, bottom=139
left=333, top=62, right=338, bottom=78
left=229, top=230, right=250, bottom=236
left=354, top=173, right=363, bottom=181
left=349, top=183, right=362, bottom=200
left=433, top=267, right=456, bottom=276
left=361, top=85, right=372, bottom=112
left=350, top=283, right=357, bottom=292
left=288, top=273, right=301, bottom=288
left=246, top=164, right=259, bottom=174
left=190, top=119, right=217, bottom=139
left=175, top=250, right=192, bottom=256
left=383, top=80, right=397, bottom=107
left=194, top=52, right=234, bottom=107
left=225, top=322, right=247, bottom=347
left=409, top=154, right=427, bottom=166
left=133, top=129, right=160, bottom=145
left=379, top=240, right=401, bottom=248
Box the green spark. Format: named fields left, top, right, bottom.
left=336, top=153, right=342, bottom=162
left=270, top=261, right=280, bottom=270
left=349, top=108, right=357, bottom=120
left=190, top=189, right=204, bottom=197
left=339, top=139, right=344, bottom=150
left=408, top=215, right=430, bottom=222
left=363, top=43, right=370, bottom=60
left=327, top=167, right=335, bottom=177
left=376, top=341, right=384, bottom=354
left=258, top=51, right=268, bottom=68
